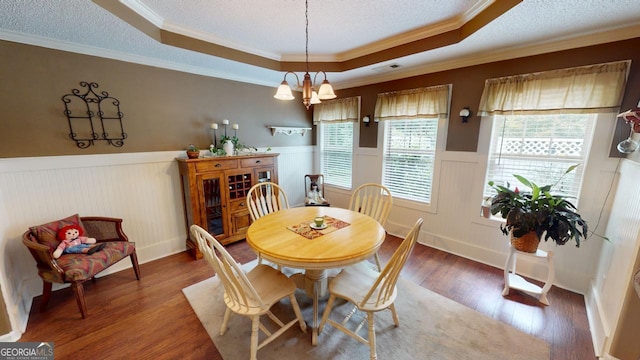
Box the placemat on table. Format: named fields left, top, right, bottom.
left=286, top=216, right=350, bottom=239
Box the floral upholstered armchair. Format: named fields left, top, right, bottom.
left=22, top=214, right=141, bottom=318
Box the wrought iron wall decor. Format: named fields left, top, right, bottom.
left=61, top=81, right=127, bottom=148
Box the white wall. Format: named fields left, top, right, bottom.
left=0, top=146, right=313, bottom=340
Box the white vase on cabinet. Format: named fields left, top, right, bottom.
left=223, top=140, right=234, bottom=156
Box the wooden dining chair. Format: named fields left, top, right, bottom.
left=246, top=182, right=290, bottom=268
left=349, top=183, right=393, bottom=270
left=318, top=218, right=423, bottom=360
left=190, top=225, right=306, bottom=360
left=247, top=182, right=290, bottom=222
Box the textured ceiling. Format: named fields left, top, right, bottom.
left=1, top=0, right=639, bottom=89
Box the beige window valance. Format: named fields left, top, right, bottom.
left=374, top=85, right=450, bottom=121
left=313, top=97, right=359, bottom=124
left=478, top=60, right=630, bottom=116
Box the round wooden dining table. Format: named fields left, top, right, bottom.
left=246, top=206, right=385, bottom=345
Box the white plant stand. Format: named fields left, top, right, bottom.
left=502, top=243, right=554, bottom=305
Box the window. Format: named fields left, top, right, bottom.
left=314, top=97, right=359, bottom=189
left=383, top=117, right=438, bottom=202
left=478, top=61, right=630, bottom=203
left=376, top=85, right=449, bottom=204
left=484, top=113, right=596, bottom=201
left=320, top=121, right=354, bottom=188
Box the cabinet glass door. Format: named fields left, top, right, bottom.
left=257, top=169, right=272, bottom=183
left=202, top=176, right=225, bottom=236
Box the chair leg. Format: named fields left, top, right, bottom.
left=71, top=282, right=88, bottom=319
left=289, top=294, right=307, bottom=332
left=220, top=307, right=231, bottom=335
left=130, top=253, right=141, bottom=280
left=250, top=315, right=260, bottom=360
left=318, top=294, right=336, bottom=333
left=389, top=303, right=399, bottom=327
left=373, top=252, right=382, bottom=272
left=39, top=281, right=52, bottom=312
left=367, top=312, right=377, bottom=360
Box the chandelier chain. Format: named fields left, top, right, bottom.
left=305, top=0, right=309, bottom=73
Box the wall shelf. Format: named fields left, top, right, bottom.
left=267, top=126, right=312, bottom=136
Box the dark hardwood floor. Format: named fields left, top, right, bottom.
left=19, top=235, right=595, bottom=360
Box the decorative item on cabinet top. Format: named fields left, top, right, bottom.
left=208, top=120, right=258, bottom=156
left=267, top=126, right=312, bottom=136
left=61, top=81, right=127, bottom=148
left=186, top=144, right=200, bottom=159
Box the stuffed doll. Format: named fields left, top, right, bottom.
left=53, top=225, right=104, bottom=259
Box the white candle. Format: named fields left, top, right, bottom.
left=222, top=119, right=229, bottom=125
left=211, top=123, right=218, bottom=129
left=232, top=124, right=239, bottom=130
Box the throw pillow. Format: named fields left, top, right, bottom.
left=29, top=214, right=87, bottom=252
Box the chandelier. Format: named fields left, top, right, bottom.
left=273, top=0, right=336, bottom=109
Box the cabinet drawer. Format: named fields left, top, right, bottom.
left=230, top=199, right=248, bottom=212
left=196, top=159, right=237, bottom=172
left=241, top=157, right=273, bottom=168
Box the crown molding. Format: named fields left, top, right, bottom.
left=337, top=24, right=640, bottom=90
left=95, top=0, right=522, bottom=72
left=334, top=0, right=495, bottom=62
left=2, top=20, right=637, bottom=91
left=161, top=20, right=282, bottom=61
left=119, top=0, right=164, bottom=27
left=0, top=30, right=275, bottom=87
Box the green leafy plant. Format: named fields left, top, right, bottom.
left=187, top=144, right=199, bottom=152
left=488, top=165, right=589, bottom=247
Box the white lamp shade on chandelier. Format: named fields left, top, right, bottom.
left=274, top=81, right=295, bottom=100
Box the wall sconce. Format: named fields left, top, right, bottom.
left=460, top=107, right=472, bottom=123
left=362, top=115, right=371, bottom=127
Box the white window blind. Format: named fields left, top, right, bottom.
left=484, top=114, right=596, bottom=201
left=383, top=118, right=438, bottom=202
left=320, top=122, right=354, bottom=188
left=315, top=97, right=358, bottom=189
left=375, top=85, right=449, bottom=204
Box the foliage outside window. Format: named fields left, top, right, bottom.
left=484, top=113, right=596, bottom=202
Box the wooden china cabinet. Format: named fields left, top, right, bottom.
left=177, top=153, right=279, bottom=259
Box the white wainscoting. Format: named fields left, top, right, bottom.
left=586, top=159, right=640, bottom=357
left=0, top=146, right=313, bottom=339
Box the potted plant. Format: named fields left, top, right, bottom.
left=186, top=144, right=200, bottom=159
left=488, top=165, right=588, bottom=252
